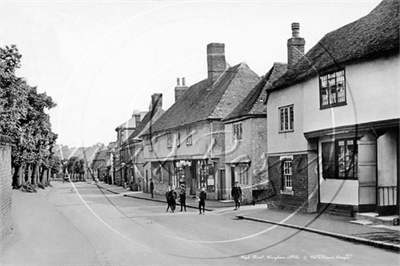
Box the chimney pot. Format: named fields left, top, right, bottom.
left=177, top=78, right=180, bottom=86
left=292, top=22, right=300, bottom=37
left=287, top=22, right=305, bottom=69
left=174, top=78, right=188, bottom=102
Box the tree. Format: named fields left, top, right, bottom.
left=0, top=45, right=58, bottom=189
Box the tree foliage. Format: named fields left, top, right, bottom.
left=0, top=45, right=59, bottom=188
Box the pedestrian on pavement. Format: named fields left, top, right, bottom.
left=168, top=187, right=177, bottom=213
left=198, top=187, right=207, bottom=215
left=231, top=181, right=242, bottom=210
left=179, top=185, right=187, bottom=212
left=165, top=186, right=171, bottom=212
left=150, top=179, right=154, bottom=198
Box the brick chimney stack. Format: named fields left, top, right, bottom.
left=149, top=93, right=163, bottom=111
left=207, top=43, right=226, bottom=84
left=287, top=23, right=305, bottom=69
left=174, top=77, right=188, bottom=102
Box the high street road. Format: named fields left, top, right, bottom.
left=1, top=181, right=399, bottom=265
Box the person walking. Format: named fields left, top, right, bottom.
left=165, top=186, right=171, bottom=212
left=198, top=187, right=207, bottom=215
left=231, top=181, right=242, bottom=210
left=168, top=187, right=177, bottom=213
left=150, top=179, right=154, bottom=198
left=179, top=185, right=187, bottom=212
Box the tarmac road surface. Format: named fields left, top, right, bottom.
left=1, top=181, right=399, bottom=266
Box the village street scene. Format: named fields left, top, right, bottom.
left=0, top=0, right=399, bottom=265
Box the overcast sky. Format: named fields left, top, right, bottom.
left=1, top=0, right=380, bottom=147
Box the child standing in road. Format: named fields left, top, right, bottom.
left=231, top=181, right=242, bottom=210
left=179, top=185, right=187, bottom=212
left=165, top=186, right=171, bottom=212
left=198, top=187, right=207, bottom=215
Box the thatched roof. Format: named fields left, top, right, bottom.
left=271, top=0, right=399, bottom=91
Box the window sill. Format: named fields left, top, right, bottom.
left=279, top=130, right=294, bottom=134
left=320, top=102, right=347, bottom=110
left=280, top=190, right=294, bottom=195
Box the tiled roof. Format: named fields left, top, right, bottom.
left=223, top=63, right=287, bottom=122
left=93, top=150, right=108, bottom=161
left=271, top=0, right=399, bottom=91
left=122, top=105, right=165, bottom=146
left=145, top=63, right=259, bottom=134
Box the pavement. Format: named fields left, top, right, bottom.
left=95, top=181, right=400, bottom=253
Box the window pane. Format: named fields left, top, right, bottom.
left=337, top=71, right=345, bottom=103
left=322, top=142, right=335, bottom=178
left=284, top=108, right=288, bottom=130
left=337, top=141, right=346, bottom=178
left=289, top=106, right=294, bottom=130
left=320, top=70, right=346, bottom=108
left=345, top=140, right=357, bottom=178
left=320, top=76, right=327, bottom=88
left=329, top=84, right=337, bottom=104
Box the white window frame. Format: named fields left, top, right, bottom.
left=166, top=132, right=172, bottom=148
left=233, top=123, right=243, bottom=141
left=320, top=69, right=346, bottom=109
left=176, top=131, right=180, bottom=147
left=237, top=164, right=249, bottom=185
left=280, top=159, right=293, bottom=195
left=186, top=127, right=192, bottom=146
left=279, top=105, right=294, bottom=133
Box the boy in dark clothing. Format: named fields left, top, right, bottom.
left=231, top=182, right=242, bottom=210
left=168, top=188, right=177, bottom=213
left=179, top=185, right=187, bottom=212
left=165, top=187, right=171, bottom=212
left=198, top=187, right=207, bottom=214
left=150, top=179, right=154, bottom=198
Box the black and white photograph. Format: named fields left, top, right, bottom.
left=0, top=0, right=399, bottom=265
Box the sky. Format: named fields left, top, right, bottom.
left=1, top=0, right=380, bottom=148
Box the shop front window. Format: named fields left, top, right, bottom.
left=322, top=139, right=358, bottom=179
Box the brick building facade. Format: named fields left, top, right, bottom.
left=0, top=135, right=12, bottom=251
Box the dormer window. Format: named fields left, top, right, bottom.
left=320, top=69, right=346, bottom=109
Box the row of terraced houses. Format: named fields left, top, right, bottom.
left=92, top=0, right=399, bottom=216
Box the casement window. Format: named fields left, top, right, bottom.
left=320, top=70, right=346, bottom=108
left=233, top=123, right=243, bottom=141
left=322, top=139, right=358, bottom=180
left=238, top=164, right=249, bottom=185
left=282, top=160, right=293, bottom=191
left=186, top=127, right=192, bottom=145
left=176, top=131, right=180, bottom=147
left=279, top=105, right=294, bottom=132
left=167, top=132, right=172, bottom=148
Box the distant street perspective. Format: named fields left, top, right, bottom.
left=1, top=180, right=399, bottom=265
left=0, top=1, right=399, bottom=266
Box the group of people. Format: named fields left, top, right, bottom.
left=149, top=179, right=242, bottom=213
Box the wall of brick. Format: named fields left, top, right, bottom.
left=267, top=153, right=317, bottom=213
left=0, top=136, right=12, bottom=251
